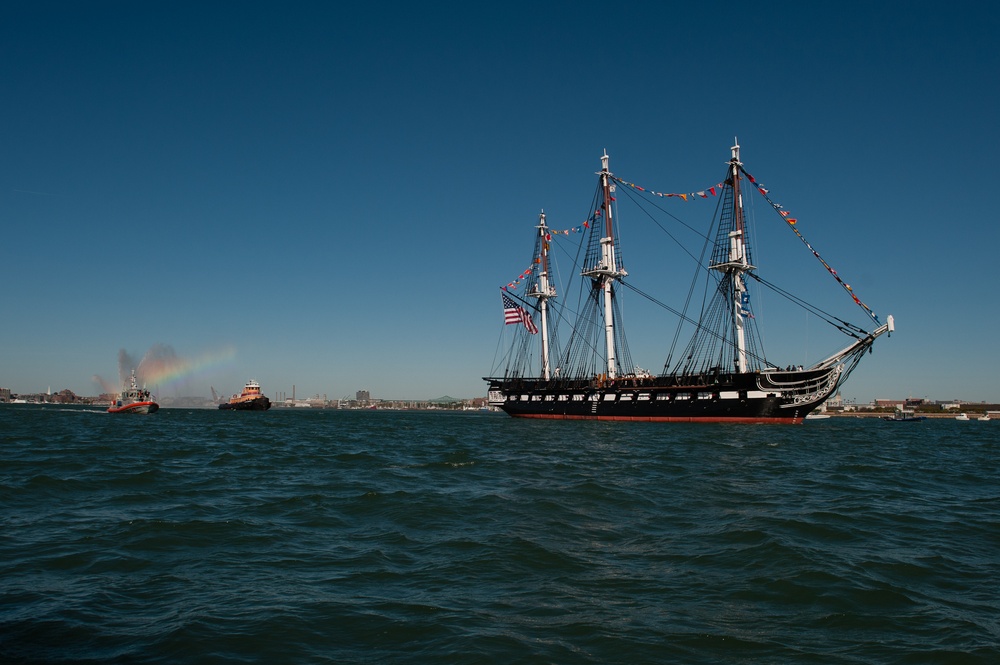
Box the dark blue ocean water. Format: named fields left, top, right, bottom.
left=1, top=405, right=997, bottom=664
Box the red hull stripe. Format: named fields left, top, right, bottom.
left=507, top=413, right=802, bottom=424
left=108, top=401, right=157, bottom=413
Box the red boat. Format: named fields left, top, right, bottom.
left=107, top=369, right=159, bottom=414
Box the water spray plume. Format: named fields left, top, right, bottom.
left=95, top=344, right=237, bottom=396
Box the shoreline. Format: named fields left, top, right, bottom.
left=827, top=412, right=994, bottom=419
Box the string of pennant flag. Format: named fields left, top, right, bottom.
left=606, top=169, right=881, bottom=325
left=612, top=175, right=725, bottom=200
left=500, top=169, right=880, bottom=326
left=502, top=260, right=538, bottom=291
left=501, top=212, right=601, bottom=290
left=738, top=166, right=881, bottom=326
left=501, top=175, right=743, bottom=291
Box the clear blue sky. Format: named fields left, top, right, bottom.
left=3, top=1, right=997, bottom=403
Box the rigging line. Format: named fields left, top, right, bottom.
left=489, top=322, right=513, bottom=376
left=738, top=165, right=881, bottom=326
left=534, top=220, right=588, bottom=344
left=613, top=178, right=729, bottom=367
left=669, top=190, right=725, bottom=370
left=610, top=282, right=634, bottom=374
left=509, top=283, right=573, bottom=369
left=555, top=276, right=597, bottom=359
left=547, top=220, right=588, bottom=270
left=744, top=178, right=765, bottom=323
left=835, top=341, right=872, bottom=387
left=500, top=289, right=535, bottom=310
left=675, top=265, right=722, bottom=374
left=764, top=284, right=864, bottom=338
left=619, top=280, right=774, bottom=370
left=614, top=179, right=710, bottom=268
left=540, top=197, right=607, bottom=334
left=612, top=176, right=714, bottom=242
left=562, top=292, right=607, bottom=375
left=745, top=272, right=868, bottom=339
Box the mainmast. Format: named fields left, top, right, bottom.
left=582, top=150, right=627, bottom=379
left=709, top=139, right=755, bottom=373
left=526, top=211, right=557, bottom=379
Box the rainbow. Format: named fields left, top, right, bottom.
left=132, top=345, right=238, bottom=395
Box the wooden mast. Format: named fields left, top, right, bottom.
left=528, top=212, right=556, bottom=379
left=595, top=150, right=626, bottom=379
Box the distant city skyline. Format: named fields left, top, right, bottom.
left=4, top=379, right=998, bottom=410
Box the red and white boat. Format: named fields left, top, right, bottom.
left=108, top=369, right=159, bottom=414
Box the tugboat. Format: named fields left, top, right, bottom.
left=881, top=408, right=926, bottom=423
left=108, top=369, right=159, bottom=414
left=219, top=380, right=271, bottom=411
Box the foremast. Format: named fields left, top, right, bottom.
left=581, top=150, right=627, bottom=379
left=526, top=212, right=557, bottom=379
left=709, top=140, right=755, bottom=373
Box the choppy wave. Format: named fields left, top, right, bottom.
left=1, top=405, right=997, bottom=664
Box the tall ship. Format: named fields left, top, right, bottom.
left=108, top=369, right=159, bottom=414
left=219, top=380, right=271, bottom=411
left=484, top=143, right=893, bottom=423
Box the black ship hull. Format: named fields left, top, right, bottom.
left=219, top=397, right=271, bottom=411
left=486, top=367, right=839, bottom=424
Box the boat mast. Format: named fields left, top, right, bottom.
left=730, top=141, right=750, bottom=373
left=582, top=150, right=626, bottom=379
left=527, top=211, right=557, bottom=379
left=711, top=139, right=754, bottom=373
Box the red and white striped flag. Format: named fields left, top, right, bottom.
left=501, top=293, right=538, bottom=334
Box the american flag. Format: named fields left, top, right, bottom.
left=501, top=293, right=538, bottom=334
